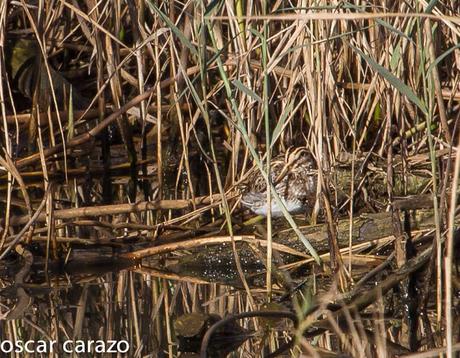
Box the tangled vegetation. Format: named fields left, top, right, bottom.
left=0, top=0, right=459, bottom=357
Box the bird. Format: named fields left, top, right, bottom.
left=240, top=147, right=318, bottom=217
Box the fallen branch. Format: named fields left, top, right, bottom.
left=7, top=192, right=238, bottom=226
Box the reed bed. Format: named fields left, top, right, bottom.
left=0, top=0, right=459, bottom=357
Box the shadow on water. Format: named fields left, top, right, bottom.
left=0, top=241, right=298, bottom=357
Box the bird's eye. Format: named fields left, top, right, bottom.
left=300, top=151, right=310, bottom=159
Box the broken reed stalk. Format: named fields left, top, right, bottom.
left=6, top=192, right=238, bottom=226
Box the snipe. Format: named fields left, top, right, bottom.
left=240, top=147, right=317, bottom=217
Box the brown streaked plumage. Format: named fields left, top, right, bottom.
left=240, top=147, right=317, bottom=216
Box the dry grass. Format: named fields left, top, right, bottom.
left=0, top=0, right=459, bottom=357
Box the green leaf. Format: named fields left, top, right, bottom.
left=427, top=42, right=460, bottom=74
left=424, top=0, right=440, bottom=13
left=390, top=44, right=401, bottom=72
left=344, top=1, right=413, bottom=43
left=204, top=0, right=224, bottom=17
left=271, top=101, right=293, bottom=147
left=232, top=79, right=263, bottom=103
left=249, top=28, right=263, bottom=39
left=352, top=45, right=428, bottom=115
left=145, top=0, right=198, bottom=57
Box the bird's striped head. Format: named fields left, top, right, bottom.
left=284, top=147, right=316, bottom=170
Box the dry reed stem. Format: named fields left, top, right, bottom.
left=1, top=0, right=459, bottom=356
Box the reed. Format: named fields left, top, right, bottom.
left=0, top=0, right=458, bottom=356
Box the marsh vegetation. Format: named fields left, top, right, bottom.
left=0, top=0, right=459, bottom=357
